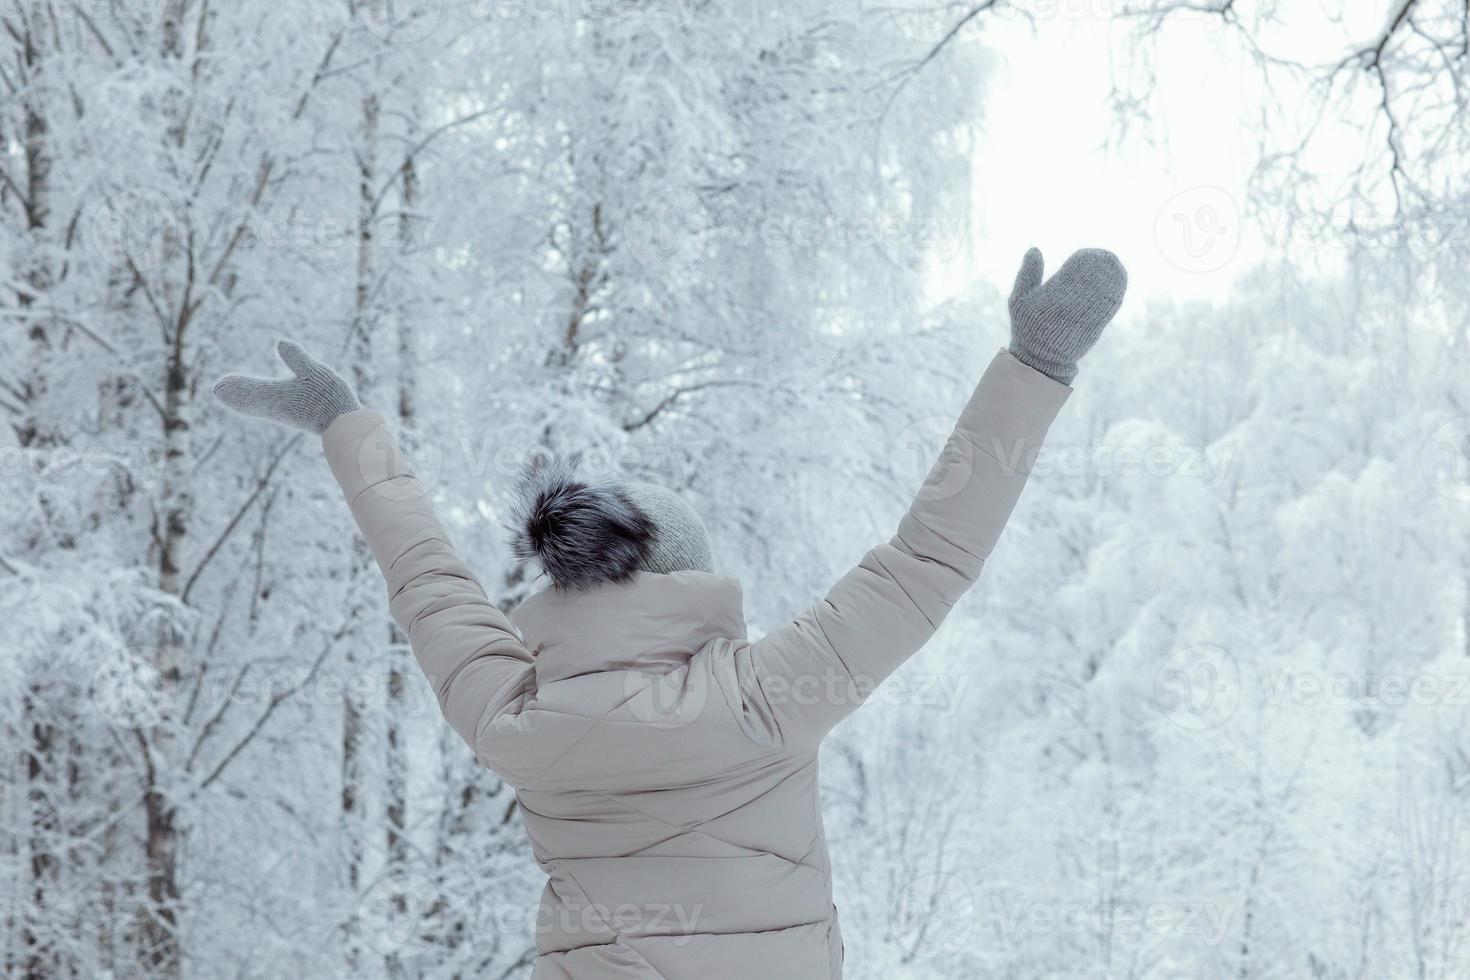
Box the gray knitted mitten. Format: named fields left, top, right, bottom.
left=1007, top=247, right=1128, bottom=385
left=213, top=340, right=360, bottom=434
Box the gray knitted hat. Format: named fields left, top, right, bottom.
left=507, top=461, right=713, bottom=590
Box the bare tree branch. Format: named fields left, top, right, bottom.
left=179, top=432, right=304, bottom=604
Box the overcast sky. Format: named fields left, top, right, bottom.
left=947, top=10, right=1264, bottom=307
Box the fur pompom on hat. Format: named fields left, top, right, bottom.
left=506, top=459, right=715, bottom=590
left=507, top=460, right=656, bottom=590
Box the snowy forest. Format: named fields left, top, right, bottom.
left=1, top=0, right=1468, bottom=977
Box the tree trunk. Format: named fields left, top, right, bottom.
left=17, top=8, right=59, bottom=974
left=21, top=690, right=55, bottom=980
left=342, top=81, right=381, bottom=973
left=382, top=150, right=417, bottom=980
left=139, top=326, right=194, bottom=980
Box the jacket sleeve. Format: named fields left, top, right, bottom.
left=737, top=349, right=1071, bottom=747
left=321, top=409, right=535, bottom=773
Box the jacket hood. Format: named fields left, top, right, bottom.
left=510, top=569, right=747, bottom=685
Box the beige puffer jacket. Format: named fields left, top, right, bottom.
left=322, top=350, right=1070, bottom=978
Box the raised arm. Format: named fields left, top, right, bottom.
left=733, top=248, right=1126, bottom=748
left=213, top=342, right=534, bottom=776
